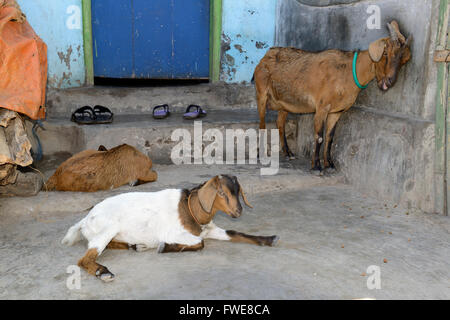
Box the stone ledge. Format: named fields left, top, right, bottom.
left=46, top=83, right=258, bottom=118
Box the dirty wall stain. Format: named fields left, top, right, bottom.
left=57, top=46, right=73, bottom=70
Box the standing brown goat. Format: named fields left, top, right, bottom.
left=45, top=144, right=157, bottom=192
left=254, top=21, right=412, bottom=170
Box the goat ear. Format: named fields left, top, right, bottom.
left=369, top=38, right=386, bottom=62
left=388, top=20, right=406, bottom=44
left=238, top=182, right=253, bottom=208
left=198, top=176, right=219, bottom=213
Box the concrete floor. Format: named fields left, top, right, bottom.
left=0, top=161, right=449, bottom=300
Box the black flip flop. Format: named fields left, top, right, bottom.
left=183, top=105, right=207, bottom=120
left=93, top=105, right=114, bottom=124
left=153, top=104, right=171, bottom=119
left=71, top=106, right=96, bottom=124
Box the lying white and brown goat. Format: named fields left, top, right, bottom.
left=46, top=144, right=157, bottom=192
left=62, top=175, right=279, bottom=281
left=254, top=20, right=412, bottom=170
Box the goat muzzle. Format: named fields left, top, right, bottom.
left=380, top=80, right=389, bottom=91
left=227, top=205, right=242, bottom=218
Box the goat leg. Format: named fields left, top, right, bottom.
left=257, top=91, right=268, bottom=130
left=226, top=230, right=279, bottom=247
left=256, top=66, right=269, bottom=131
left=311, top=108, right=329, bottom=171
left=277, top=111, right=295, bottom=160
left=157, top=241, right=204, bottom=253
left=106, top=240, right=137, bottom=250
left=202, top=224, right=279, bottom=247
left=128, top=180, right=138, bottom=187
left=78, top=248, right=115, bottom=282
left=323, top=112, right=341, bottom=170
left=311, top=130, right=324, bottom=171
left=137, top=170, right=158, bottom=185
left=283, top=130, right=295, bottom=159
left=324, top=126, right=336, bottom=169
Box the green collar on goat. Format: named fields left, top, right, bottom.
left=353, top=51, right=369, bottom=90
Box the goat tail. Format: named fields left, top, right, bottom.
left=62, top=220, right=83, bottom=246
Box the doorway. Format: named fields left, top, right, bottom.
left=91, top=0, right=210, bottom=80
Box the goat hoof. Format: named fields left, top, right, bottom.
left=284, top=151, right=295, bottom=160
left=96, top=270, right=115, bottom=282
left=270, top=235, right=280, bottom=247
left=284, top=155, right=296, bottom=161
left=324, top=161, right=336, bottom=170
left=99, top=273, right=115, bottom=282
left=157, top=242, right=166, bottom=254
left=129, top=180, right=138, bottom=187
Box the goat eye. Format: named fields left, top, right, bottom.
left=220, top=191, right=229, bottom=203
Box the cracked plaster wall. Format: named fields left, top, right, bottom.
left=220, top=0, right=278, bottom=83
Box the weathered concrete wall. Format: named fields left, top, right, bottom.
left=295, top=109, right=435, bottom=212
left=275, top=0, right=441, bottom=213
left=220, top=0, right=277, bottom=83
left=18, top=0, right=86, bottom=89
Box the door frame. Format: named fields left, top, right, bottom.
left=82, top=0, right=221, bottom=84
left=82, top=0, right=94, bottom=86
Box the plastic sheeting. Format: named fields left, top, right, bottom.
left=0, top=0, right=47, bottom=120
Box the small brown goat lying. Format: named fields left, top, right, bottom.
left=46, top=144, right=157, bottom=192
left=254, top=21, right=412, bottom=170
left=62, top=175, right=278, bottom=281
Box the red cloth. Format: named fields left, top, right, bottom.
left=0, top=0, right=47, bottom=120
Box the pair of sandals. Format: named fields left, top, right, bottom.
left=153, top=104, right=207, bottom=120
left=71, top=104, right=205, bottom=123
left=71, top=105, right=114, bottom=125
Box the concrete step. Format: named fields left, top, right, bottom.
left=46, top=83, right=257, bottom=118
left=31, top=109, right=298, bottom=164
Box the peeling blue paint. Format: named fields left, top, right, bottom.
left=17, top=0, right=86, bottom=88
left=220, top=0, right=277, bottom=83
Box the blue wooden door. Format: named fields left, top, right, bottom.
left=92, top=0, right=210, bottom=79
